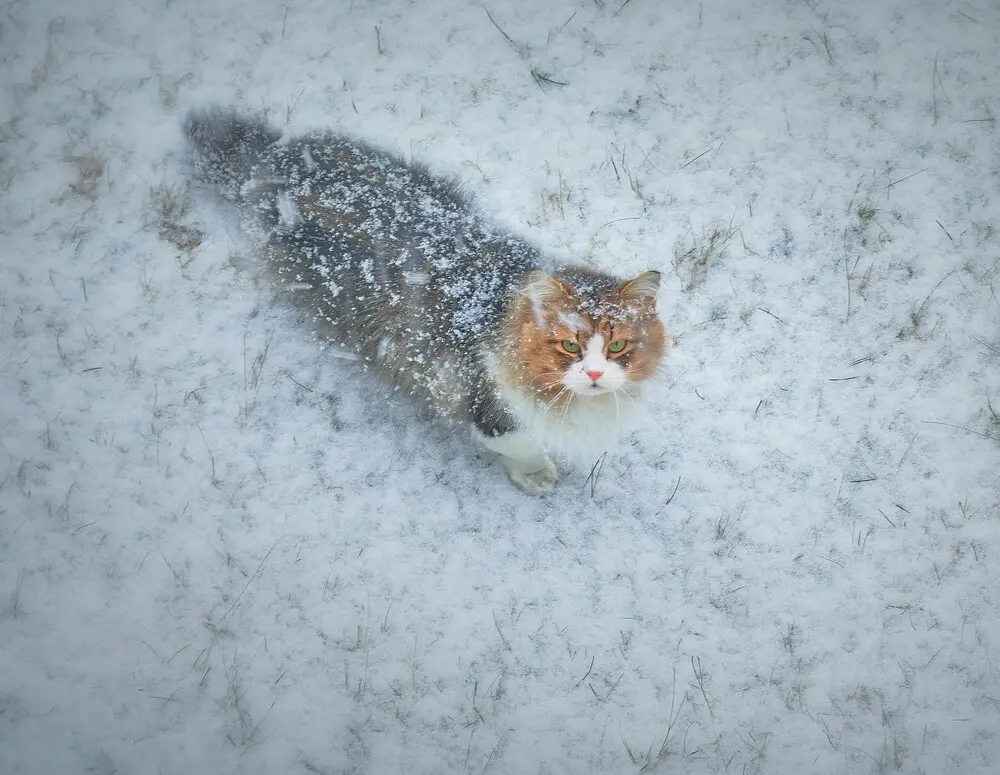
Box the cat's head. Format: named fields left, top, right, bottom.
left=503, top=268, right=667, bottom=406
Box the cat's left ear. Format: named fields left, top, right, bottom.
left=619, top=271, right=661, bottom=305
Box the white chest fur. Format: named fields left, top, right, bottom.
left=485, top=353, right=643, bottom=463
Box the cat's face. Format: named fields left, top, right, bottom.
left=503, top=269, right=667, bottom=407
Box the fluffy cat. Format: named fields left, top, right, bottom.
left=184, top=107, right=667, bottom=493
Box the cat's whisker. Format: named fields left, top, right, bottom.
left=528, top=371, right=565, bottom=384
left=614, top=383, right=641, bottom=408
left=529, top=374, right=573, bottom=412
left=530, top=373, right=566, bottom=388
left=538, top=386, right=572, bottom=419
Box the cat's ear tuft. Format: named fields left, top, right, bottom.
left=619, top=271, right=660, bottom=305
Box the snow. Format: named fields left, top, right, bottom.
left=1, top=0, right=998, bottom=773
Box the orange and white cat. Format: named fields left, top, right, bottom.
left=185, top=107, right=667, bottom=492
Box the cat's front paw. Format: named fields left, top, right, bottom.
left=507, top=458, right=560, bottom=495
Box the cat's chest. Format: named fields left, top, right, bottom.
left=489, top=359, right=638, bottom=461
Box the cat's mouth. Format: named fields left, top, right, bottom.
left=575, top=383, right=613, bottom=397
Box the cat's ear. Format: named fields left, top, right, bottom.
left=524, top=270, right=573, bottom=305
left=523, top=270, right=566, bottom=300
left=618, top=271, right=660, bottom=305
left=522, top=270, right=570, bottom=328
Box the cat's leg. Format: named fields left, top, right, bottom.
left=474, top=429, right=560, bottom=494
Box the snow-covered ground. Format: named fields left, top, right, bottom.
left=2, top=0, right=999, bottom=772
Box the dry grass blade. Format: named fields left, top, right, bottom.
left=673, top=218, right=738, bottom=292
left=59, top=150, right=106, bottom=202
left=147, top=182, right=205, bottom=255
left=482, top=7, right=528, bottom=57
left=531, top=69, right=568, bottom=90
left=10, top=560, right=27, bottom=618
left=218, top=535, right=283, bottom=623
left=663, top=476, right=681, bottom=507
left=582, top=451, right=608, bottom=497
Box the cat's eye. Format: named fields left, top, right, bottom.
left=561, top=340, right=581, bottom=354
left=608, top=339, right=628, bottom=353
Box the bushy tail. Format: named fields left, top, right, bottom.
left=184, top=107, right=281, bottom=199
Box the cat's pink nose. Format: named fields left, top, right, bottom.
left=585, top=369, right=604, bottom=382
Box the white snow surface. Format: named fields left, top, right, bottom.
left=2, top=0, right=999, bottom=773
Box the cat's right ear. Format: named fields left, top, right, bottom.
left=522, top=270, right=568, bottom=328
left=524, top=270, right=560, bottom=300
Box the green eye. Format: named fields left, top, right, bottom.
left=608, top=339, right=627, bottom=354
left=562, top=340, right=581, bottom=354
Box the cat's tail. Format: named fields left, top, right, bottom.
left=184, top=107, right=281, bottom=199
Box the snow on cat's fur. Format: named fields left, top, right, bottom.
left=185, top=107, right=667, bottom=492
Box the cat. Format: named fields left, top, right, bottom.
left=184, top=107, right=667, bottom=493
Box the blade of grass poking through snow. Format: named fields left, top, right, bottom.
left=582, top=451, right=607, bottom=497
left=217, top=536, right=283, bottom=624
left=530, top=69, right=568, bottom=90
left=482, top=7, right=528, bottom=57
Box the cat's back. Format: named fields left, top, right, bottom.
left=250, top=129, right=540, bottom=418
left=254, top=133, right=473, bottom=262
left=259, top=131, right=536, bottom=319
